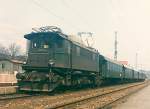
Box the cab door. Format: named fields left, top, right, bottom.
left=54, top=37, right=71, bottom=69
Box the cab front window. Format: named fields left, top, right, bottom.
left=32, top=39, right=51, bottom=49
left=43, top=44, right=49, bottom=48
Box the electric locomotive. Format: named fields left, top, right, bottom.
left=16, top=26, right=146, bottom=92
left=17, top=26, right=102, bottom=92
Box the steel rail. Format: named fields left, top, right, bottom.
left=47, top=81, right=148, bottom=109
left=0, top=94, right=38, bottom=101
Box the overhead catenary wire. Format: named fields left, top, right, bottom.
left=61, top=0, right=96, bottom=32
left=61, top=0, right=96, bottom=47
left=30, top=0, right=96, bottom=48
left=109, top=0, right=121, bottom=30
left=30, top=0, right=82, bottom=31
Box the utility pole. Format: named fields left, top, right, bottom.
left=114, top=31, right=118, bottom=61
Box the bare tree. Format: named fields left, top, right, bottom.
left=0, top=44, right=8, bottom=55
left=8, top=43, right=21, bottom=59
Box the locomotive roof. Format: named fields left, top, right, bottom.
left=25, top=31, right=99, bottom=53
left=67, top=35, right=98, bottom=53
left=24, top=31, right=68, bottom=40
left=25, top=26, right=99, bottom=53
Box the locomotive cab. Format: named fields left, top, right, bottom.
left=24, top=32, right=68, bottom=69
left=18, top=27, right=72, bottom=92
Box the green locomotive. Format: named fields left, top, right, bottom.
left=16, top=26, right=146, bottom=92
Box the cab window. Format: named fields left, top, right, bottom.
left=32, top=42, right=37, bottom=48
left=32, top=39, right=51, bottom=49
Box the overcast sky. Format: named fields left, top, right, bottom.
left=0, top=0, right=150, bottom=70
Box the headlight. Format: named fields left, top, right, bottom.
left=23, top=61, right=26, bottom=64
left=48, top=59, right=55, bottom=67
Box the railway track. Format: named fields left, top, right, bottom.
left=47, top=81, right=149, bottom=109
left=0, top=93, right=37, bottom=101
left=0, top=81, right=148, bottom=109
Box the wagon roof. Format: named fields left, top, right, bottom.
left=103, top=57, right=123, bottom=66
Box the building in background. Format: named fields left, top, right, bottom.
left=0, top=54, right=24, bottom=87
left=0, top=58, right=23, bottom=74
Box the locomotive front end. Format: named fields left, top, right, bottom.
left=17, top=27, right=65, bottom=92
left=25, top=33, right=52, bottom=68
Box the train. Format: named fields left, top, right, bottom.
left=16, top=26, right=146, bottom=92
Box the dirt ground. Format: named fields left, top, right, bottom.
left=114, top=84, right=150, bottom=109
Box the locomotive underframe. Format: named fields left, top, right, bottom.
left=18, top=66, right=101, bottom=92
